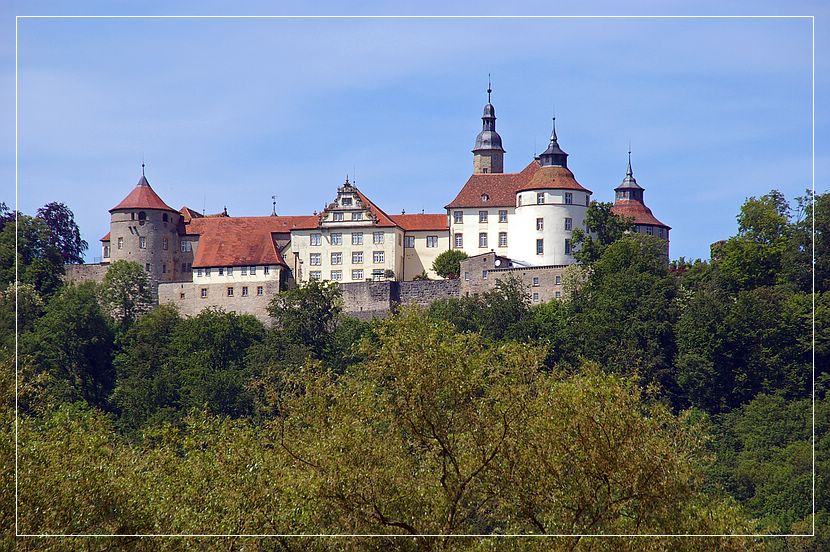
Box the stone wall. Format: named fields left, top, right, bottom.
left=63, top=264, right=109, bottom=285
left=460, top=253, right=567, bottom=304
left=158, top=279, right=280, bottom=323
left=338, top=279, right=461, bottom=319
left=398, top=279, right=460, bottom=307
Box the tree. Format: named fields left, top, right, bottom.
left=36, top=202, right=88, bottom=264
left=571, top=201, right=633, bottom=264
left=100, top=260, right=154, bottom=328
left=0, top=213, right=64, bottom=296
left=475, top=275, right=531, bottom=341
left=23, top=281, right=115, bottom=410
left=267, top=279, right=342, bottom=359
left=432, top=249, right=468, bottom=279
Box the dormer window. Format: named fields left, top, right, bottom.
left=480, top=193, right=490, bottom=202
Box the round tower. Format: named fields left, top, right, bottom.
left=509, top=119, right=591, bottom=266
left=611, top=151, right=671, bottom=252
left=472, top=79, right=505, bottom=174
left=109, top=165, right=183, bottom=285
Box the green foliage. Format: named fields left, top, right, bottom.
left=0, top=213, right=64, bottom=296
left=432, top=249, right=469, bottom=279
left=36, top=201, right=88, bottom=264
left=0, top=282, right=43, bottom=354
left=567, top=234, right=679, bottom=396
left=571, top=201, right=634, bottom=264
left=268, top=279, right=342, bottom=358
left=100, top=260, right=154, bottom=328
left=22, top=282, right=115, bottom=410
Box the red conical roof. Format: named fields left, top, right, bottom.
left=110, top=174, right=177, bottom=213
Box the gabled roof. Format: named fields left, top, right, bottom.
left=100, top=232, right=110, bottom=242
left=186, top=215, right=320, bottom=268
left=446, top=161, right=541, bottom=209
left=612, top=200, right=671, bottom=230
left=110, top=175, right=178, bottom=213
left=353, top=188, right=398, bottom=227
left=179, top=206, right=203, bottom=222
left=390, top=213, right=449, bottom=231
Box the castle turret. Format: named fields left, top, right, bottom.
left=109, top=165, right=184, bottom=285
left=537, top=118, right=568, bottom=168
left=611, top=151, right=671, bottom=252
left=472, top=79, right=505, bottom=174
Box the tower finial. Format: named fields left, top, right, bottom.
left=627, top=142, right=633, bottom=177
left=487, top=73, right=492, bottom=104
left=141, top=162, right=145, bottom=176
left=271, top=195, right=277, bottom=216
left=551, top=117, right=557, bottom=142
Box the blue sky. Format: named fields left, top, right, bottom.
left=3, top=2, right=827, bottom=262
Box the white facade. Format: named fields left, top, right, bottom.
left=510, top=188, right=590, bottom=265
left=448, top=207, right=514, bottom=258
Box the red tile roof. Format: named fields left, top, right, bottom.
left=390, top=213, right=449, bottom=231
left=110, top=176, right=178, bottom=213
left=100, top=232, right=110, bottom=242
left=186, top=215, right=320, bottom=268
left=517, top=165, right=591, bottom=193
left=446, top=161, right=541, bottom=209
left=179, top=206, right=203, bottom=222
left=353, top=189, right=398, bottom=227
left=612, top=200, right=671, bottom=229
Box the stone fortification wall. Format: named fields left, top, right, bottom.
left=398, top=279, right=460, bottom=307
left=338, top=279, right=461, bottom=319
left=158, top=279, right=280, bottom=324
left=63, top=264, right=109, bottom=285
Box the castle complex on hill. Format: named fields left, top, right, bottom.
left=73, top=87, right=670, bottom=320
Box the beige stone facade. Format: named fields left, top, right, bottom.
left=460, top=252, right=566, bottom=304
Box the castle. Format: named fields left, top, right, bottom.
left=80, top=87, right=670, bottom=320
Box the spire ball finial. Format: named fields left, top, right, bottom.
left=551, top=117, right=558, bottom=142
left=487, top=73, right=492, bottom=104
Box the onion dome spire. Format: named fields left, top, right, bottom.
left=473, top=75, right=505, bottom=154
left=538, top=117, right=568, bottom=168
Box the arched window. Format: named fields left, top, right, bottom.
left=138, top=211, right=146, bottom=221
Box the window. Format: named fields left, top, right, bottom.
left=658, top=227, right=664, bottom=238
left=373, top=251, right=385, bottom=264
left=352, top=212, right=363, bottom=221
left=426, top=236, right=438, bottom=248
left=310, top=233, right=322, bottom=246
left=498, top=210, right=508, bottom=223
left=180, top=241, right=192, bottom=252
left=309, top=253, right=321, bottom=266
left=197, top=268, right=203, bottom=277
left=352, top=232, right=363, bottom=245
left=161, top=237, right=168, bottom=251
left=405, top=236, right=415, bottom=248
left=227, top=287, right=234, bottom=297
left=537, top=192, right=545, bottom=205
left=480, top=193, right=489, bottom=202
left=532, top=277, right=540, bottom=287
left=352, top=251, right=363, bottom=264
left=464, top=271, right=470, bottom=281
left=646, top=226, right=654, bottom=236
left=555, top=291, right=561, bottom=299
left=372, top=231, right=384, bottom=244
left=565, top=217, right=572, bottom=231
left=162, top=264, right=167, bottom=274
left=263, top=266, right=270, bottom=275
left=536, top=218, right=544, bottom=231
left=479, top=233, right=488, bottom=248
left=342, top=197, right=353, bottom=206
left=555, top=275, right=561, bottom=285
left=241, top=266, right=248, bottom=275
left=498, top=232, right=507, bottom=247
left=454, top=233, right=463, bottom=248
left=586, top=195, right=590, bottom=206
left=482, top=270, right=488, bottom=280
left=131, top=213, right=135, bottom=220
left=138, top=211, right=146, bottom=221
left=145, top=263, right=151, bottom=272
left=331, top=252, right=342, bottom=265
left=518, top=195, right=523, bottom=207
left=352, top=269, right=364, bottom=280
left=536, top=239, right=544, bottom=255
left=218, top=267, right=224, bottom=276
left=118, top=237, right=123, bottom=250
left=242, top=286, right=249, bottom=297
left=227, top=266, right=233, bottom=275
left=250, top=266, right=256, bottom=275
left=454, top=211, right=463, bottom=223
left=180, top=292, right=185, bottom=299
left=181, top=263, right=187, bottom=273
left=139, top=236, right=146, bottom=249
left=103, top=245, right=110, bottom=258
left=479, top=211, right=488, bottom=223
left=331, top=232, right=342, bottom=245
left=201, top=288, right=208, bottom=298
left=309, top=271, right=321, bottom=280
left=331, top=270, right=342, bottom=281
left=532, top=292, right=540, bottom=303
left=205, top=268, right=211, bottom=276
left=333, top=212, right=344, bottom=222
left=564, top=192, right=573, bottom=205
left=256, top=286, right=263, bottom=296
left=565, top=239, right=572, bottom=255
left=163, top=213, right=169, bottom=222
